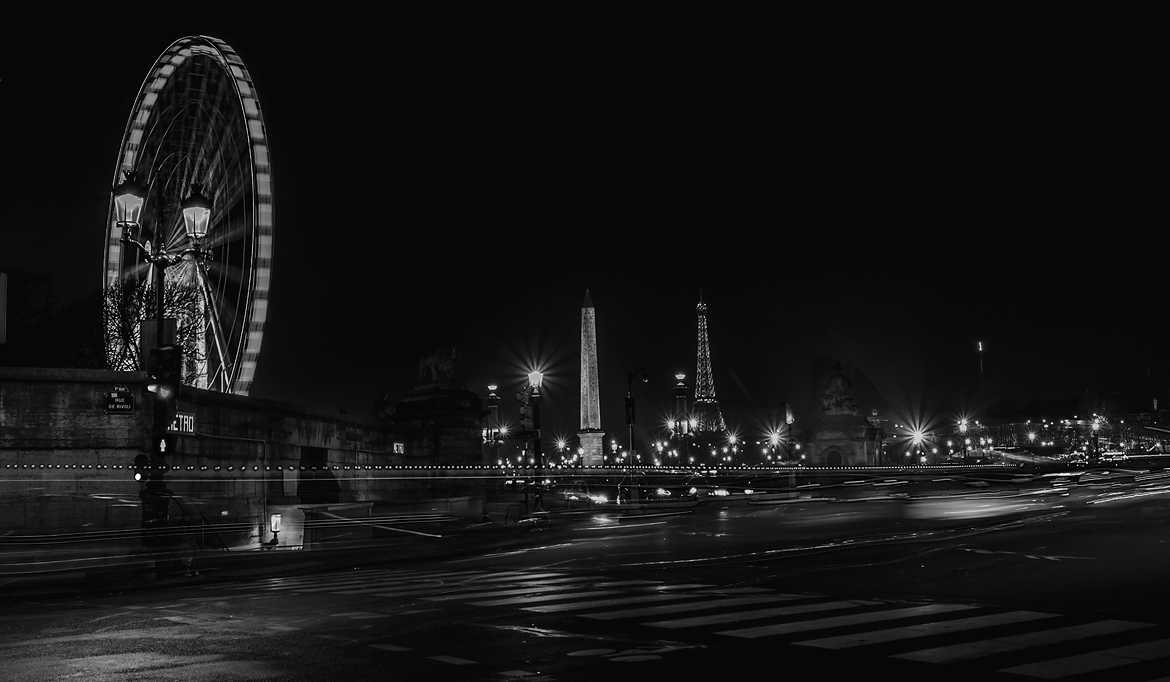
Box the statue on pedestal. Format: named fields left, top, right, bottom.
left=821, top=372, right=859, bottom=416
left=417, top=347, right=457, bottom=388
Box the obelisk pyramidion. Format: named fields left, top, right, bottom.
left=578, top=289, right=605, bottom=466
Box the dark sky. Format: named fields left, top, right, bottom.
left=1, top=20, right=1161, bottom=441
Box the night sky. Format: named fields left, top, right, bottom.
left=1, top=21, right=1161, bottom=442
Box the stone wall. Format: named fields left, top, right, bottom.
left=0, top=368, right=408, bottom=540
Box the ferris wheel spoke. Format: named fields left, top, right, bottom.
left=195, top=262, right=234, bottom=391
left=164, top=212, right=190, bottom=252
left=120, top=256, right=152, bottom=284
left=205, top=179, right=248, bottom=235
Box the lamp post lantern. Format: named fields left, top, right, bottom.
left=181, top=185, right=212, bottom=240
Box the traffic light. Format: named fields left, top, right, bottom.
left=133, top=453, right=149, bottom=481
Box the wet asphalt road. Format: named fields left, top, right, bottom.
left=3, top=475, right=1170, bottom=680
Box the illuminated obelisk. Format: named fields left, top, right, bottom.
left=578, top=289, right=605, bottom=466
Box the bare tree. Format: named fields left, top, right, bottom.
left=102, top=279, right=207, bottom=386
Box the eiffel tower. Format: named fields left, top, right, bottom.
left=693, top=291, right=726, bottom=434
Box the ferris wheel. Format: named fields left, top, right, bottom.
left=102, top=35, right=273, bottom=395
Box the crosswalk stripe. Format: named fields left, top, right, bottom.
left=795, top=610, right=1059, bottom=649
left=287, top=577, right=483, bottom=593
left=711, top=587, right=774, bottom=594
left=428, top=655, right=477, bottom=665
left=998, top=637, right=1170, bottom=678
left=423, top=581, right=608, bottom=602
left=334, top=573, right=570, bottom=596
left=522, top=591, right=727, bottom=614
left=893, top=619, right=1154, bottom=664
left=248, top=569, right=490, bottom=592
left=718, top=603, right=978, bottom=639
left=646, top=600, right=883, bottom=630
left=580, top=594, right=813, bottom=620
left=243, top=578, right=395, bottom=592
left=472, top=589, right=628, bottom=607
left=212, top=568, right=416, bottom=590
left=354, top=576, right=597, bottom=598
left=369, top=643, right=411, bottom=652
left=283, top=570, right=518, bottom=593
left=526, top=587, right=781, bottom=617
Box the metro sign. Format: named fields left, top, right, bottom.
left=167, top=412, right=196, bottom=434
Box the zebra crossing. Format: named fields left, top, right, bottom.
left=207, top=567, right=1170, bottom=679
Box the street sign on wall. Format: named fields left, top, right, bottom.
left=105, top=384, right=134, bottom=414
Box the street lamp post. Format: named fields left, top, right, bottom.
left=486, top=384, right=500, bottom=465
left=113, top=172, right=213, bottom=531
left=1091, top=419, right=1101, bottom=464
left=625, top=370, right=649, bottom=460
left=528, top=370, right=544, bottom=510
left=672, top=373, right=689, bottom=457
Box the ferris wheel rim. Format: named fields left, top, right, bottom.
left=102, top=34, right=273, bottom=396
